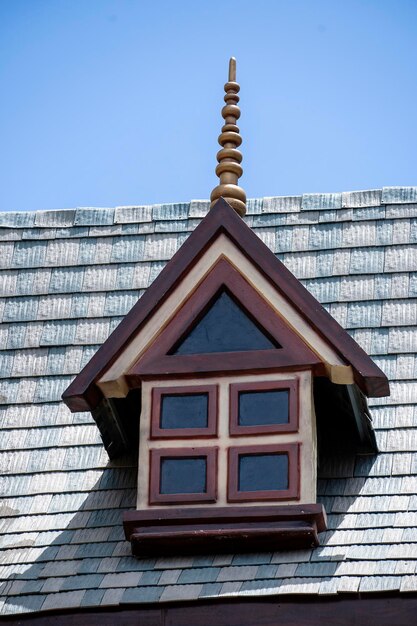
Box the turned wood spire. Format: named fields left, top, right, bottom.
left=210, top=57, right=246, bottom=217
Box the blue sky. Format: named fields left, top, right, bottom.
left=1, top=0, right=416, bottom=212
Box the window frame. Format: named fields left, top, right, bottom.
left=149, top=446, right=218, bottom=505
left=129, top=258, right=322, bottom=381
left=227, top=443, right=300, bottom=503
left=229, top=379, right=299, bottom=436
left=150, top=385, right=218, bottom=439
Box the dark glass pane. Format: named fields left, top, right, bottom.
left=238, top=390, right=289, bottom=427
left=160, top=393, right=208, bottom=429
left=160, top=457, right=207, bottom=494
left=238, top=453, right=288, bottom=492
left=171, top=290, right=280, bottom=355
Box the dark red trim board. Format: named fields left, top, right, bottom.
left=124, top=504, right=326, bottom=555
left=2, top=594, right=417, bottom=626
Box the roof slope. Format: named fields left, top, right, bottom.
left=1, top=186, right=417, bottom=615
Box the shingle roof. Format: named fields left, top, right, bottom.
left=1, top=186, right=417, bottom=615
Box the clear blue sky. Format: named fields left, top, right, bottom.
left=1, top=0, right=416, bottom=212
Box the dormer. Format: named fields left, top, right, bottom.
left=62, top=59, right=389, bottom=556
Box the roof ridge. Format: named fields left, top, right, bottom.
left=0, top=186, right=416, bottom=228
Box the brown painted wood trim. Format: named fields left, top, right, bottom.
left=130, top=521, right=320, bottom=555
left=129, top=257, right=321, bottom=379
left=148, top=446, right=218, bottom=505
left=227, top=443, right=300, bottom=502
left=124, top=503, right=326, bottom=556
left=124, top=503, right=327, bottom=530
left=3, top=594, right=417, bottom=626
left=62, top=198, right=389, bottom=412
left=150, top=384, right=218, bottom=439
left=129, top=358, right=323, bottom=385
left=229, top=379, right=299, bottom=436
left=165, top=595, right=417, bottom=626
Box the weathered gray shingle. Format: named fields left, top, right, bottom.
left=302, top=193, right=342, bottom=211
left=1, top=188, right=417, bottom=615
left=342, top=189, right=382, bottom=208
left=382, top=186, right=417, bottom=205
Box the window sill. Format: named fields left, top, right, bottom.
left=123, top=504, right=327, bottom=556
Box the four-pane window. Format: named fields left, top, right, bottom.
left=149, top=381, right=299, bottom=504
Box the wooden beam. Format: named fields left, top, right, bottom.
left=123, top=504, right=327, bottom=556
left=2, top=594, right=417, bottom=626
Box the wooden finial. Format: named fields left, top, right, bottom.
left=228, top=57, right=236, bottom=82
left=210, top=57, right=246, bottom=217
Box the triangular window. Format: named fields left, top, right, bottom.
left=128, top=259, right=322, bottom=378
left=170, top=289, right=280, bottom=355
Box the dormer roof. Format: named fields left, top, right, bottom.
left=64, top=199, right=388, bottom=406
left=62, top=197, right=389, bottom=457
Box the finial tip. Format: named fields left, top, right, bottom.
left=228, top=57, right=236, bottom=82
left=210, top=57, right=246, bottom=217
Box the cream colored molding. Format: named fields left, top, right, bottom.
left=98, top=233, right=352, bottom=398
